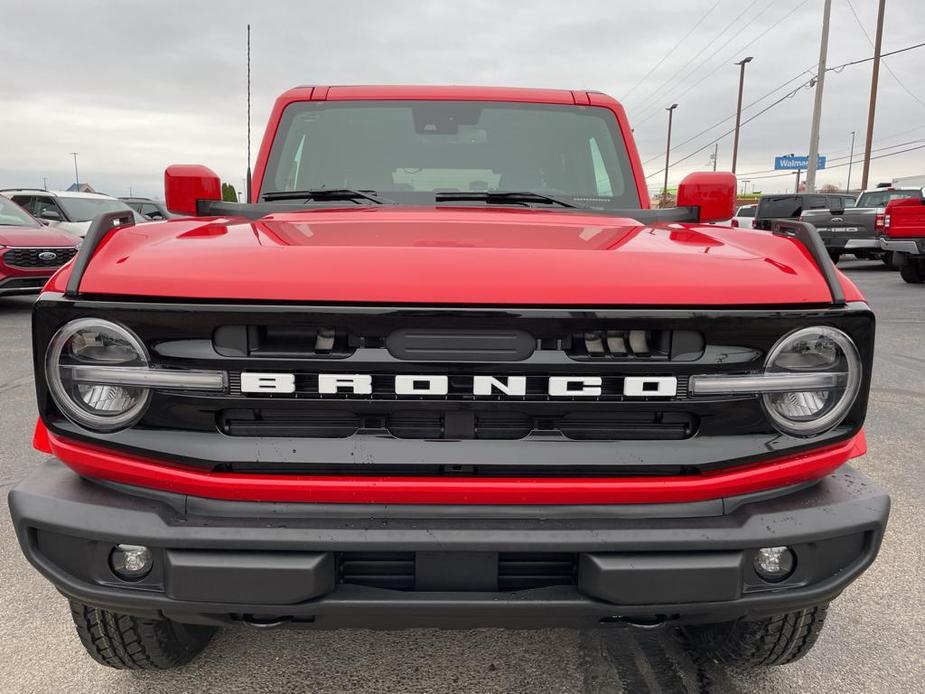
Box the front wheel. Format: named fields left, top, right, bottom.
left=69, top=600, right=217, bottom=669
left=682, top=604, right=828, bottom=667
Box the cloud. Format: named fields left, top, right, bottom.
left=0, top=0, right=923, bottom=197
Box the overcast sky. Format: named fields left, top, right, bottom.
left=1, top=0, right=923, bottom=198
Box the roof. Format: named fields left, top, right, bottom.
left=283, top=85, right=607, bottom=105
left=0, top=189, right=116, bottom=199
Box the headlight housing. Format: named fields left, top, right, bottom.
left=762, top=326, right=861, bottom=437
left=45, top=318, right=151, bottom=431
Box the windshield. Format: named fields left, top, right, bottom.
left=261, top=101, right=639, bottom=207
left=856, top=189, right=920, bottom=208
left=0, top=196, right=41, bottom=227
left=56, top=196, right=133, bottom=222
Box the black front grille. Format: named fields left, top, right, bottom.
left=340, top=552, right=415, bottom=590
left=338, top=552, right=576, bottom=591
left=3, top=247, right=77, bottom=269
left=220, top=408, right=696, bottom=441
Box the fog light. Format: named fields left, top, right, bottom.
left=110, top=544, right=153, bottom=580
left=754, top=546, right=795, bottom=582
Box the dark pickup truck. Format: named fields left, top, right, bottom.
left=801, top=187, right=924, bottom=265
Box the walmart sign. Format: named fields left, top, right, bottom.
left=774, top=155, right=826, bottom=170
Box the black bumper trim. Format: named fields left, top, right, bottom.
left=9, top=459, right=889, bottom=628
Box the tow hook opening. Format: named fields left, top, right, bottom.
left=240, top=614, right=307, bottom=629
left=598, top=614, right=677, bottom=629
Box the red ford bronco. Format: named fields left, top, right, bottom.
left=10, top=86, right=888, bottom=670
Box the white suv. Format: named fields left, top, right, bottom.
left=0, top=189, right=145, bottom=237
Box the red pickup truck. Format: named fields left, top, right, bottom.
left=10, top=86, right=888, bottom=671
left=880, top=195, right=925, bottom=283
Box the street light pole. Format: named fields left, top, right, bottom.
left=662, top=104, right=678, bottom=205
left=69, top=152, right=80, bottom=188
left=861, top=0, right=886, bottom=190
left=847, top=130, right=856, bottom=191
left=41, top=177, right=48, bottom=191
left=805, top=0, right=831, bottom=193
left=731, top=56, right=753, bottom=174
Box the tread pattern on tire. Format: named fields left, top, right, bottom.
left=69, top=600, right=215, bottom=670
left=683, top=604, right=828, bottom=667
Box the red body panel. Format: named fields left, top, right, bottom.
left=38, top=421, right=865, bottom=505
left=885, top=197, right=925, bottom=239
left=46, top=208, right=856, bottom=305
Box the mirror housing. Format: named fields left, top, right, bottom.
left=676, top=172, right=737, bottom=223
left=164, top=164, right=222, bottom=216
left=39, top=208, right=63, bottom=222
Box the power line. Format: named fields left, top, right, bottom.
left=845, top=0, right=925, bottom=111
left=642, top=40, right=925, bottom=179
left=633, top=0, right=804, bottom=128
left=628, top=0, right=761, bottom=114
left=736, top=137, right=925, bottom=177
left=641, top=65, right=817, bottom=166
left=738, top=142, right=925, bottom=181
left=621, top=0, right=722, bottom=102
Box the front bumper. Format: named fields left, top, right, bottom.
left=9, top=460, right=889, bottom=630
left=0, top=275, right=47, bottom=296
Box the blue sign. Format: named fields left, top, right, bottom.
left=774, top=155, right=826, bottom=170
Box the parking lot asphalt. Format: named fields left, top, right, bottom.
left=1, top=258, right=922, bottom=693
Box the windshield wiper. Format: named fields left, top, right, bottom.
left=261, top=189, right=392, bottom=205
left=434, top=191, right=577, bottom=208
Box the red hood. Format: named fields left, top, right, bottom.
left=53, top=207, right=860, bottom=306
left=0, top=224, right=79, bottom=248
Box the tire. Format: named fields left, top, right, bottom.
left=882, top=252, right=897, bottom=269
left=682, top=604, right=828, bottom=667
left=827, top=251, right=841, bottom=264
left=899, top=261, right=925, bottom=284
left=69, top=599, right=216, bottom=670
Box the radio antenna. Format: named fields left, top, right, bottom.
left=246, top=23, right=252, bottom=203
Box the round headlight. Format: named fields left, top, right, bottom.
left=45, top=319, right=151, bottom=431
left=762, top=326, right=861, bottom=437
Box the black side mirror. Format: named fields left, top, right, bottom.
left=39, top=208, right=63, bottom=221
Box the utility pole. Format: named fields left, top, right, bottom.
left=662, top=104, right=678, bottom=206
left=795, top=169, right=802, bottom=194
left=847, top=130, right=856, bottom=191
left=805, top=0, right=831, bottom=193
left=741, top=179, right=751, bottom=195
left=245, top=23, right=252, bottom=203
left=710, top=143, right=718, bottom=171
left=861, top=0, right=886, bottom=190
left=731, top=57, right=753, bottom=174
left=41, top=177, right=48, bottom=191
left=70, top=152, right=80, bottom=188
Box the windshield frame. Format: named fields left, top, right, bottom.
left=259, top=100, right=642, bottom=210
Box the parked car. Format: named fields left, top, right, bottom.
left=0, top=195, right=80, bottom=297
left=753, top=193, right=857, bottom=231
left=880, top=196, right=925, bottom=283
left=800, top=186, right=924, bottom=264
left=729, top=204, right=756, bottom=228
left=10, top=85, right=888, bottom=672
left=120, top=197, right=178, bottom=220
left=1, top=189, right=145, bottom=237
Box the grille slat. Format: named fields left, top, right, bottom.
left=3, top=247, right=77, bottom=269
